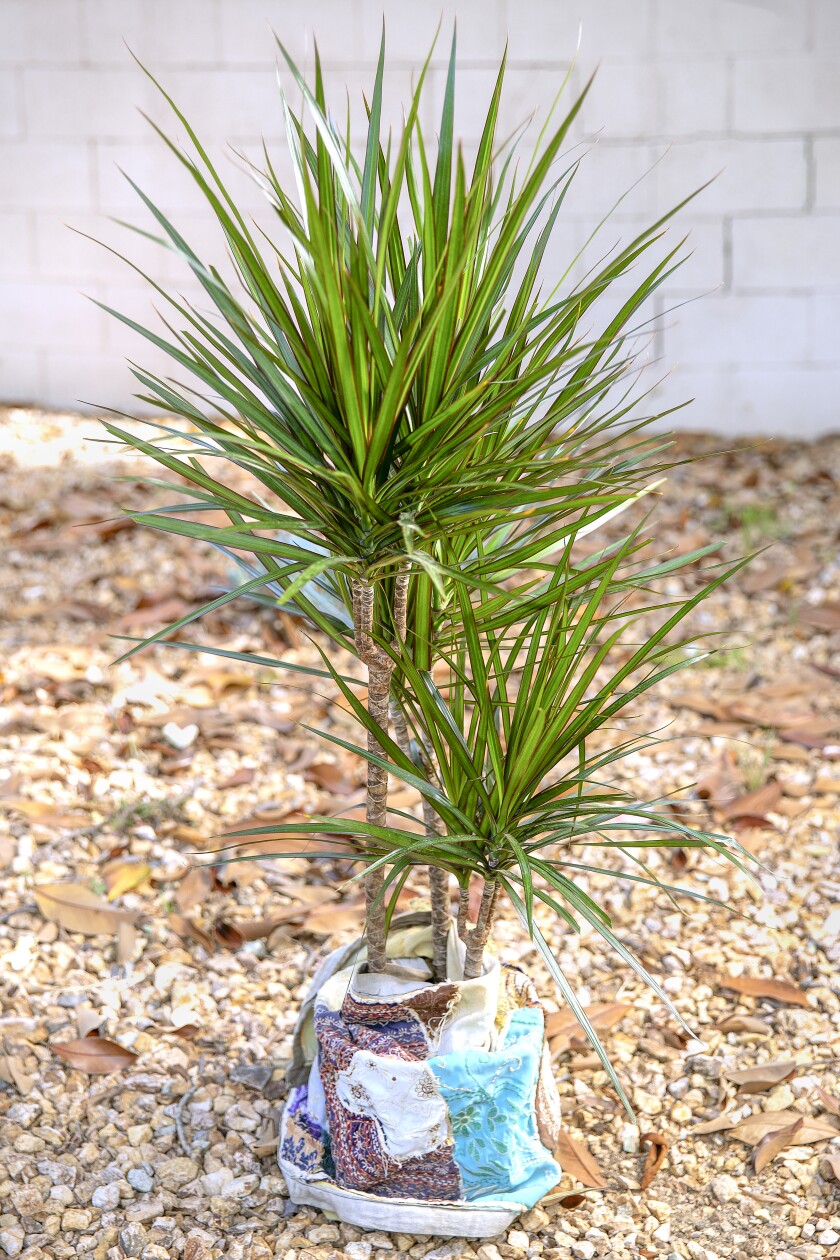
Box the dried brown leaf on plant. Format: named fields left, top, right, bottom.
left=725, top=1059, right=798, bottom=1093
left=51, top=1036, right=138, bottom=1074
left=34, top=882, right=136, bottom=935
left=639, top=1132, right=669, bottom=1189
left=751, top=1117, right=804, bottom=1173
left=718, top=974, right=811, bottom=1008
left=553, top=1131, right=607, bottom=1188
left=729, top=1110, right=840, bottom=1146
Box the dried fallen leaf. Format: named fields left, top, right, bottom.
left=798, top=601, right=840, bottom=632
left=719, top=779, right=783, bottom=821
left=175, top=866, right=213, bottom=914
left=729, top=813, right=779, bottom=834
left=751, top=1117, right=804, bottom=1173
left=0, top=1053, right=35, bottom=1095
left=554, top=1130, right=607, bottom=1188
left=118, top=596, right=197, bottom=630
left=219, top=767, right=256, bottom=789
left=116, top=920, right=137, bottom=964
left=547, top=1002, right=630, bottom=1057
left=777, top=725, right=840, bottom=755
left=1, top=798, right=90, bottom=829
left=302, top=899, right=366, bottom=937
left=815, top=1086, right=840, bottom=1117
left=725, top=1059, right=798, bottom=1093
left=171, top=823, right=210, bottom=847
left=213, top=889, right=339, bottom=948
left=34, top=882, right=136, bottom=935
left=821, top=1154, right=840, bottom=1181
left=692, top=1113, right=738, bottom=1134
left=168, top=913, right=215, bottom=953
left=538, top=1189, right=591, bottom=1209
left=716, top=1015, right=772, bottom=1034
left=104, top=860, right=151, bottom=901
left=718, top=974, right=811, bottom=1008
left=639, top=1131, right=669, bottom=1189
left=729, top=1110, right=840, bottom=1146
left=305, top=761, right=357, bottom=794
left=51, top=1036, right=138, bottom=1074
left=252, top=1118, right=280, bottom=1158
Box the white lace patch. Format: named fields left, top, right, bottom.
left=336, top=1051, right=450, bottom=1162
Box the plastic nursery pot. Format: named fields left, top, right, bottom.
left=279, top=913, right=563, bottom=1239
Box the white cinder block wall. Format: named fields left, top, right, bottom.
left=1, top=0, right=839, bottom=435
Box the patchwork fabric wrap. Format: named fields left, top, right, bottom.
left=279, top=916, right=563, bottom=1238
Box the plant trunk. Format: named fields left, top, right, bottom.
left=428, top=863, right=450, bottom=981
left=457, top=883, right=471, bottom=943
left=391, top=567, right=449, bottom=981
left=353, top=576, right=394, bottom=974
left=462, top=879, right=498, bottom=979
left=388, top=628, right=450, bottom=980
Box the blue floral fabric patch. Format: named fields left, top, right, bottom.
left=427, top=1007, right=561, bottom=1208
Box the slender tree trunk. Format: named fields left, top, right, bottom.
left=463, top=878, right=498, bottom=979
left=428, top=864, right=450, bottom=981
left=353, top=576, right=394, bottom=974
left=388, top=568, right=450, bottom=981
left=457, top=883, right=471, bottom=944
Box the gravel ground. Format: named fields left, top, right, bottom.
left=0, top=407, right=839, bottom=1260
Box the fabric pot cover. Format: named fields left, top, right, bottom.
left=279, top=915, right=563, bottom=1238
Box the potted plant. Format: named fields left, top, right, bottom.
left=97, top=31, right=750, bottom=1237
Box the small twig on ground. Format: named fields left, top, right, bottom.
left=175, top=1084, right=198, bottom=1155
left=175, top=1053, right=204, bottom=1156
left=0, top=904, right=37, bottom=925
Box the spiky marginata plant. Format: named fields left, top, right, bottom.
left=95, top=32, right=751, bottom=1103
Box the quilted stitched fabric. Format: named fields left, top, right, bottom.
left=279, top=920, right=562, bottom=1211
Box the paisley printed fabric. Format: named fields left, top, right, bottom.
left=279, top=920, right=562, bottom=1211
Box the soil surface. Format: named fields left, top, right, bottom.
left=0, top=407, right=839, bottom=1260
